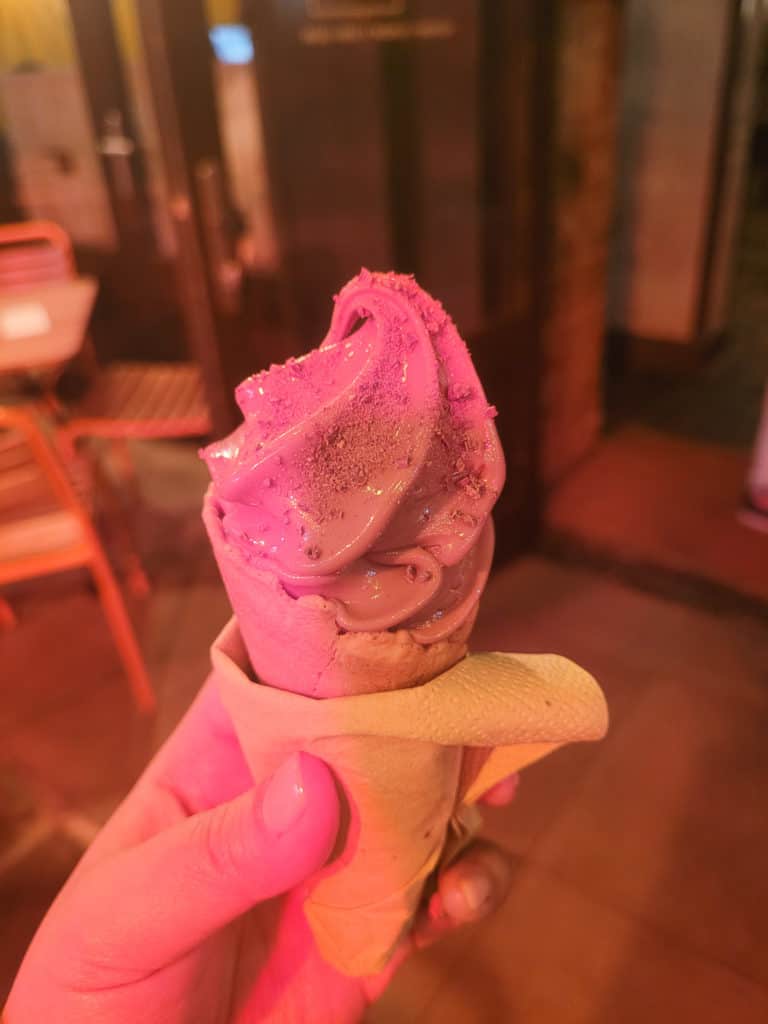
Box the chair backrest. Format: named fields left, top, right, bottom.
left=0, top=221, right=75, bottom=292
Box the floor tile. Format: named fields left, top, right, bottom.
left=369, top=865, right=768, bottom=1024
left=0, top=583, right=130, bottom=734
left=3, top=675, right=152, bottom=816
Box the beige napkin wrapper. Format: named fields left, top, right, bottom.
left=211, top=619, right=608, bottom=977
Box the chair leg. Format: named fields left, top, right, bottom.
left=110, top=438, right=140, bottom=495
left=0, top=596, right=17, bottom=630
left=88, top=552, right=155, bottom=713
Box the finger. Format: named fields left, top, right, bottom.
left=364, top=841, right=515, bottom=1001
left=478, top=772, right=520, bottom=808
left=56, top=753, right=340, bottom=975
left=411, top=840, right=514, bottom=950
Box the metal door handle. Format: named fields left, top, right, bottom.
left=98, top=109, right=136, bottom=200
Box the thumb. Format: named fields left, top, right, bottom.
left=58, top=752, right=340, bottom=972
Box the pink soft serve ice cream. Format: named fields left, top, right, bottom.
left=202, top=270, right=505, bottom=646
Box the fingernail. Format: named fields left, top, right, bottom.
left=262, top=753, right=307, bottom=836
left=443, top=871, right=492, bottom=919
left=460, top=872, right=491, bottom=912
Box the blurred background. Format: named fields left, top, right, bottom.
left=1, top=1, right=767, bottom=1020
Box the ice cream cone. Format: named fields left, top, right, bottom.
left=210, top=616, right=607, bottom=976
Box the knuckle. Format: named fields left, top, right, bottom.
left=191, top=800, right=252, bottom=881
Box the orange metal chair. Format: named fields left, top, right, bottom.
left=0, top=405, right=155, bottom=712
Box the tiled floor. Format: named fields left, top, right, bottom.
left=2, top=443, right=768, bottom=1021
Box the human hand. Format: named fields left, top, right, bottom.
left=5, top=677, right=518, bottom=1024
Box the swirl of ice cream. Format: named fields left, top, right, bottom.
left=201, top=270, right=505, bottom=642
